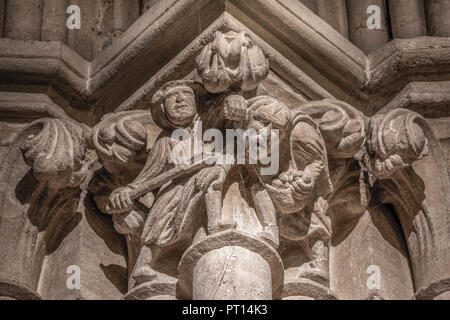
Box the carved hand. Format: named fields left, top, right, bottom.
left=107, top=187, right=134, bottom=214
left=223, top=95, right=247, bottom=121
left=272, top=169, right=311, bottom=197
left=272, top=161, right=323, bottom=199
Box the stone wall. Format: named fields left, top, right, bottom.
left=2, top=0, right=450, bottom=57
left=1, top=0, right=144, bottom=60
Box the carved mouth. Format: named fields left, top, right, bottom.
left=174, top=103, right=189, bottom=110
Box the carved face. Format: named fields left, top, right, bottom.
left=164, top=86, right=197, bottom=127
left=247, top=101, right=291, bottom=164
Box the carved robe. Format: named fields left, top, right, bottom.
left=260, top=111, right=333, bottom=241
left=129, top=131, right=223, bottom=249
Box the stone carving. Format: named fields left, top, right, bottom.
left=196, top=31, right=270, bottom=93
left=367, top=109, right=429, bottom=180
left=0, top=116, right=95, bottom=299
left=89, top=109, right=156, bottom=290
left=4, top=26, right=448, bottom=301
left=119, top=80, right=237, bottom=288
left=21, top=118, right=93, bottom=188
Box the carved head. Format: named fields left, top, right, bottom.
left=247, top=96, right=292, bottom=138
left=297, top=99, right=367, bottom=159
left=151, top=80, right=204, bottom=131
left=246, top=96, right=292, bottom=164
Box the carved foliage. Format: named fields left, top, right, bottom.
left=196, top=31, right=269, bottom=93
left=367, top=109, right=429, bottom=179
left=20, top=118, right=92, bottom=189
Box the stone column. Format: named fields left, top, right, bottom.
left=42, top=0, right=69, bottom=42
left=178, top=230, right=283, bottom=300
left=347, top=0, right=390, bottom=54
left=389, top=0, right=426, bottom=39
left=113, top=0, right=127, bottom=37
left=426, top=0, right=450, bottom=37
left=316, top=0, right=348, bottom=38
left=177, top=182, right=284, bottom=300
left=4, top=0, right=44, bottom=40
left=0, top=0, right=5, bottom=37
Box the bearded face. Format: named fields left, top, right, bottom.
left=164, top=86, right=197, bottom=127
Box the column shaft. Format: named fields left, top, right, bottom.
left=347, top=0, right=390, bottom=54
left=426, top=0, right=450, bottom=36
left=0, top=0, right=5, bottom=37
left=4, top=0, right=44, bottom=40
left=390, top=0, right=426, bottom=38
left=316, top=0, right=349, bottom=38
left=192, top=246, right=272, bottom=300
left=42, top=0, right=68, bottom=42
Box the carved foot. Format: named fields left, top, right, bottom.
left=132, top=265, right=158, bottom=285
left=257, top=225, right=279, bottom=248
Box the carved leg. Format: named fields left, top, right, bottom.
left=298, top=239, right=330, bottom=286
left=205, top=168, right=236, bottom=234
left=252, top=184, right=279, bottom=248
left=205, top=190, right=236, bottom=234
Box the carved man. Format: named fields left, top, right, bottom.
left=107, top=80, right=235, bottom=285
left=225, top=95, right=333, bottom=281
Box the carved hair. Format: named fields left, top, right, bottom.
left=246, top=95, right=293, bottom=133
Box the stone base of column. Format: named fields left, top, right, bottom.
left=177, top=230, right=284, bottom=300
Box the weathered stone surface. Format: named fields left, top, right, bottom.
left=389, top=0, right=426, bottom=39
left=0, top=0, right=449, bottom=301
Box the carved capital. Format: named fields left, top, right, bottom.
left=367, top=109, right=429, bottom=180
left=20, top=118, right=93, bottom=189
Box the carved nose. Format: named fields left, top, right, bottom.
left=176, top=92, right=183, bottom=102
